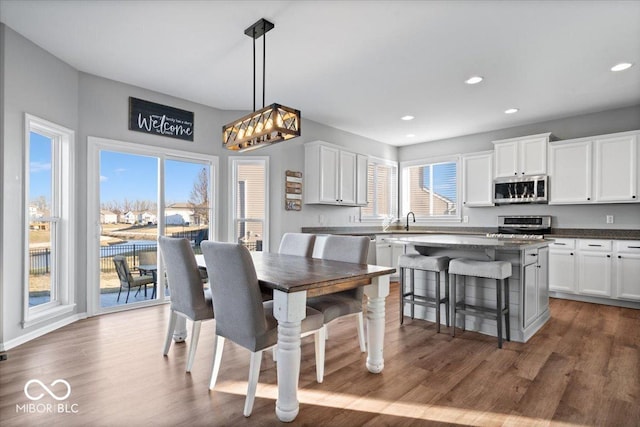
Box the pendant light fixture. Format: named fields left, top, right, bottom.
left=222, top=18, right=301, bottom=152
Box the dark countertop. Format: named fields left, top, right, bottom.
left=385, top=234, right=550, bottom=250
left=301, top=226, right=640, bottom=240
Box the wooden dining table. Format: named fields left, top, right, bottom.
left=193, top=251, right=395, bottom=422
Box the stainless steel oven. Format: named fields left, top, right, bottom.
left=493, top=175, right=548, bottom=204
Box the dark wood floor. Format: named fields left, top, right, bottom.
left=1, top=283, right=638, bottom=426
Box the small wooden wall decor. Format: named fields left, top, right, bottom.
left=285, top=170, right=303, bottom=211
left=129, top=97, right=194, bottom=141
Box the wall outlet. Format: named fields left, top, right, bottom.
left=463, top=216, right=469, bottom=223
left=606, top=215, right=614, bottom=224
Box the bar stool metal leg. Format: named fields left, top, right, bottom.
left=496, top=276, right=503, bottom=348
left=504, top=278, right=510, bottom=342
left=410, top=268, right=415, bottom=320
left=450, top=273, right=456, bottom=337
left=435, top=271, right=441, bottom=333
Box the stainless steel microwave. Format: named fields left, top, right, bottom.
left=493, top=175, right=548, bottom=204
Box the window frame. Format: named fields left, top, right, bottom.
left=360, top=156, right=398, bottom=222
left=400, top=154, right=461, bottom=223
left=23, top=114, right=76, bottom=327
left=229, top=156, right=269, bottom=251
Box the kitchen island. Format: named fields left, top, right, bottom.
left=387, top=234, right=551, bottom=343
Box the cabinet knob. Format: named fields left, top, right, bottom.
left=570, top=252, right=574, bottom=256
left=618, top=255, right=622, bottom=259
left=587, top=197, right=591, bottom=201
left=514, top=172, right=517, bottom=176
left=633, top=195, right=636, bottom=199
left=522, top=172, right=525, bottom=175
left=607, top=254, right=611, bottom=258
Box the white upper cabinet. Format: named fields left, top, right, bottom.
left=462, top=151, right=494, bottom=207
left=304, top=141, right=368, bottom=206
left=549, top=140, right=592, bottom=204
left=549, top=130, right=639, bottom=205
left=594, top=133, right=638, bottom=202
left=493, top=133, right=551, bottom=177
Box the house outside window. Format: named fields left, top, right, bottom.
left=230, top=157, right=268, bottom=251
left=401, top=156, right=460, bottom=221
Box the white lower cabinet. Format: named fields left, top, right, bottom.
left=376, top=235, right=410, bottom=279
left=549, top=239, right=576, bottom=293
left=616, top=241, right=640, bottom=301
left=577, top=239, right=612, bottom=297
left=549, top=238, right=640, bottom=305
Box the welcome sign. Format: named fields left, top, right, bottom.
left=128, top=97, right=194, bottom=141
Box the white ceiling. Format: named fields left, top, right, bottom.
left=1, top=0, right=639, bottom=146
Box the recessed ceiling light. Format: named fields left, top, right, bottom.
left=611, top=62, right=633, bottom=72
left=465, top=76, right=483, bottom=85
left=406, top=134, right=416, bottom=138
left=504, top=108, right=519, bottom=114
left=401, top=115, right=415, bottom=121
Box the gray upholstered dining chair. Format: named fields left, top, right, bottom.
left=201, top=241, right=325, bottom=417
left=278, top=232, right=316, bottom=257
left=158, top=236, right=214, bottom=373
left=306, top=235, right=370, bottom=353
left=113, top=255, right=155, bottom=303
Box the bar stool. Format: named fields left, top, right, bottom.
left=448, top=258, right=512, bottom=348
left=398, top=254, right=450, bottom=333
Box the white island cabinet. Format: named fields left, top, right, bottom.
left=387, top=235, right=551, bottom=343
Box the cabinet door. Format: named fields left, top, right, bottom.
left=578, top=251, right=612, bottom=297
left=356, top=154, right=369, bottom=206
left=523, top=262, right=538, bottom=328
left=318, top=145, right=340, bottom=203
left=537, top=247, right=549, bottom=315
left=462, top=152, right=494, bottom=206
left=549, top=141, right=592, bottom=204
left=616, top=252, right=640, bottom=300
left=339, top=150, right=357, bottom=205
left=594, top=134, right=638, bottom=202
left=376, top=243, right=392, bottom=267
left=549, top=249, right=576, bottom=292
left=494, top=141, right=519, bottom=177
left=520, top=136, right=548, bottom=175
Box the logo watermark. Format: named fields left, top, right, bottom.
left=16, top=379, right=79, bottom=414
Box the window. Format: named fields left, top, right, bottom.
left=230, top=157, right=268, bottom=251
left=401, top=156, right=459, bottom=220
left=24, top=114, right=75, bottom=324
left=361, top=157, right=398, bottom=221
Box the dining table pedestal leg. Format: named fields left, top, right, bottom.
left=273, top=290, right=307, bottom=423
left=364, top=275, right=390, bottom=374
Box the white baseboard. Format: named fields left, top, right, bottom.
left=0, top=313, right=87, bottom=352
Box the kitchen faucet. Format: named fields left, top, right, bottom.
left=405, top=211, right=415, bottom=231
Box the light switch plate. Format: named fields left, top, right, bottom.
left=606, top=215, right=614, bottom=224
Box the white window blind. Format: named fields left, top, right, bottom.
left=361, top=159, right=398, bottom=220
left=403, top=159, right=458, bottom=219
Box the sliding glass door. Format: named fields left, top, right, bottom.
left=88, top=137, right=217, bottom=313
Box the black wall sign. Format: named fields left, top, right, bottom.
left=129, top=97, right=194, bottom=141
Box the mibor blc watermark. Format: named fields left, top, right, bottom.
left=16, top=379, right=79, bottom=414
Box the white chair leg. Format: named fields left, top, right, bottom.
left=186, top=320, right=201, bottom=373
left=315, top=326, right=326, bottom=383
left=325, top=327, right=329, bottom=340
left=244, top=351, right=263, bottom=417
left=209, top=336, right=225, bottom=390
left=356, top=312, right=366, bottom=353
left=163, top=310, right=177, bottom=356
left=272, top=346, right=277, bottom=362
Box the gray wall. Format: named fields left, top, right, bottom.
left=1, top=24, right=79, bottom=344
left=399, top=105, right=640, bottom=230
